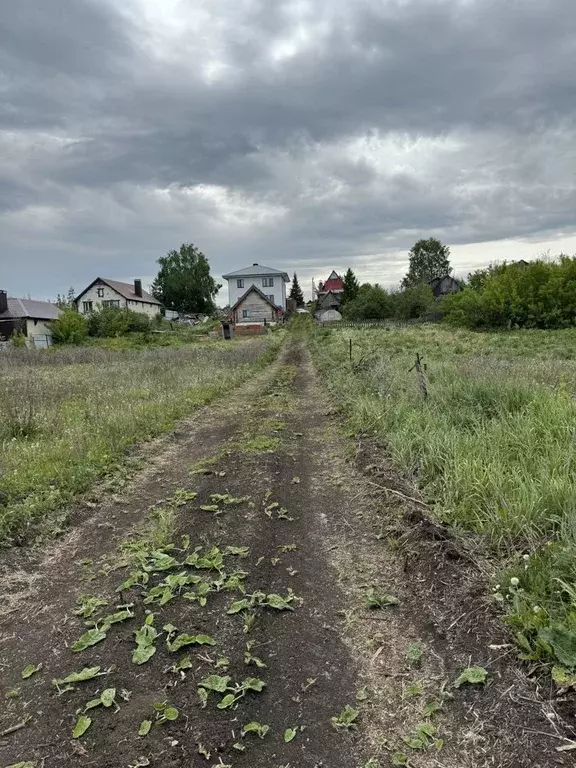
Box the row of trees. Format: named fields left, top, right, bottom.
left=444, top=256, right=576, bottom=329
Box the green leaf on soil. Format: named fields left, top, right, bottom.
left=241, top=722, right=269, bottom=738
left=6, top=762, right=37, bottom=768
left=173, top=655, right=193, bottom=672
left=97, top=608, right=134, bottom=631
left=552, top=666, right=576, bottom=686
left=138, top=720, right=152, bottom=737
left=242, top=677, right=266, bottom=692
left=100, top=688, right=116, bottom=707
left=264, top=593, right=295, bottom=611
left=74, top=595, right=109, bottom=618
left=198, top=744, right=211, bottom=758
left=71, top=628, right=107, bottom=652
left=539, top=626, right=576, bottom=669
left=284, top=727, right=297, bottom=743
left=391, top=752, right=409, bottom=765
left=132, top=645, right=156, bottom=665
left=197, top=687, right=208, bottom=708
left=72, top=715, right=92, bottom=739
left=167, top=633, right=216, bottom=652
left=228, top=599, right=251, bottom=614
left=53, top=666, right=103, bottom=686
left=163, top=706, right=179, bottom=721
left=225, top=546, right=250, bottom=557
left=199, top=505, right=220, bottom=512
left=364, top=588, right=400, bottom=610
left=198, top=675, right=231, bottom=693
left=453, top=666, right=488, bottom=687
left=21, top=663, right=42, bottom=679
left=217, top=693, right=236, bottom=709
left=331, top=704, right=359, bottom=730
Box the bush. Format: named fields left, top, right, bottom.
left=390, top=284, right=435, bottom=319
left=52, top=309, right=88, bottom=345
left=87, top=307, right=152, bottom=338
left=444, top=256, right=576, bottom=329
left=343, top=284, right=392, bottom=320
left=10, top=331, right=27, bottom=348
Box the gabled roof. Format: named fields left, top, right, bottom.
left=0, top=298, right=61, bottom=321
left=317, top=290, right=342, bottom=308
left=319, top=270, right=344, bottom=293
left=231, top=284, right=280, bottom=311
left=222, top=264, right=290, bottom=281
left=75, top=278, right=162, bottom=306
left=428, top=275, right=463, bottom=289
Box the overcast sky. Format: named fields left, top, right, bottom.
left=1, top=0, right=575, bottom=303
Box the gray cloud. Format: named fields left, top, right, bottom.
left=1, top=0, right=575, bottom=298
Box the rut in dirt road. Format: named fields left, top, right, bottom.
left=0, top=340, right=571, bottom=768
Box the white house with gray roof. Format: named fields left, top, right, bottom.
left=222, top=264, right=290, bottom=310
left=0, top=289, right=61, bottom=346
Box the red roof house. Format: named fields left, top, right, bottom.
left=317, top=270, right=344, bottom=294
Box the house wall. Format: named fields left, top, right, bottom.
left=227, top=275, right=286, bottom=309
left=25, top=318, right=53, bottom=337
left=234, top=292, right=278, bottom=324
left=76, top=281, right=160, bottom=317
left=433, top=277, right=462, bottom=298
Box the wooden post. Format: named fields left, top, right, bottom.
left=409, top=352, right=428, bottom=399
left=349, top=338, right=352, bottom=361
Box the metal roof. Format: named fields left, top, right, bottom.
left=75, top=278, right=162, bottom=305
left=222, top=264, right=290, bottom=281
left=0, top=298, right=61, bottom=321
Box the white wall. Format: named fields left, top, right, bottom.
left=76, top=281, right=160, bottom=318
left=25, top=318, right=53, bottom=337
left=227, top=275, right=287, bottom=309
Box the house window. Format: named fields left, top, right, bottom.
left=83, top=301, right=93, bottom=313
left=97, top=286, right=104, bottom=298
left=242, top=309, right=249, bottom=318
left=268, top=295, right=275, bottom=303
left=262, top=277, right=274, bottom=287
left=102, top=300, right=120, bottom=309
left=237, top=279, right=244, bottom=289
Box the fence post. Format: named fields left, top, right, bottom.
left=409, top=352, right=428, bottom=399
left=349, top=338, right=352, bottom=361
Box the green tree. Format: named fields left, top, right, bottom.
left=341, top=268, right=360, bottom=306
left=402, top=238, right=451, bottom=288
left=289, top=272, right=305, bottom=306
left=56, top=286, right=76, bottom=309
left=52, top=308, right=88, bottom=344
left=151, top=243, right=221, bottom=315
left=342, top=284, right=392, bottom=320
left=390, top=284, right=435, bottom=319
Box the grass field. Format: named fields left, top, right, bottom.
left=0, top=337, right=279, bottom=546
left=310, top=323, right=576, bottom=670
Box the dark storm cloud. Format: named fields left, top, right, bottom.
left=1, top=0, right=575, bottom=297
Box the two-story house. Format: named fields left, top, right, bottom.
left=222, top=264, right=290, bottom=310
left=75, top=278, right=163, bottom=317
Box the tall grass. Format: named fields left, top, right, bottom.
left=310, top=324, right=576, bottom=668
left=0, top=338, right=278, bottom=544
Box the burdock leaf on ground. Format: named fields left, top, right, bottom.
left=71, top=628, right=107, bottom=652
left=138, top=720, right=152, bottom=737
left=21, top=663, right=42, bottom=679
left=364, top=588, right=400, bottom=610
left=453, top=666, right=488, bottom=688
left=539, top=626, right=576, bottom=669
left=72, top=715, right=92, bottom=738
left=284, top=727, right=297, bottom=742
left=167, top=633, right=216, bottom=652
left=198, top=675, right=231, bottom=693
left=53, top=666, right=103, bottom=686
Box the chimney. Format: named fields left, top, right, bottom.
left=253, top=263, right=258, bottom=266
left=0, top=290, right=7, bottom=314
left=134, top=279, right=143, bottom=297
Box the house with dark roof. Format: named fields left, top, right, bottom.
left=0, top=289, right=61, bottom=346
left=231, top=285, right=282, bottom=325
left=222, top=264, right=290, bottom=310
left=75, top=278, right=163, bottom=318
left=428, top=275, right=464, bottom=299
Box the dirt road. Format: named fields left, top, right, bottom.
left=0, top=341, right=572, bottom=767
